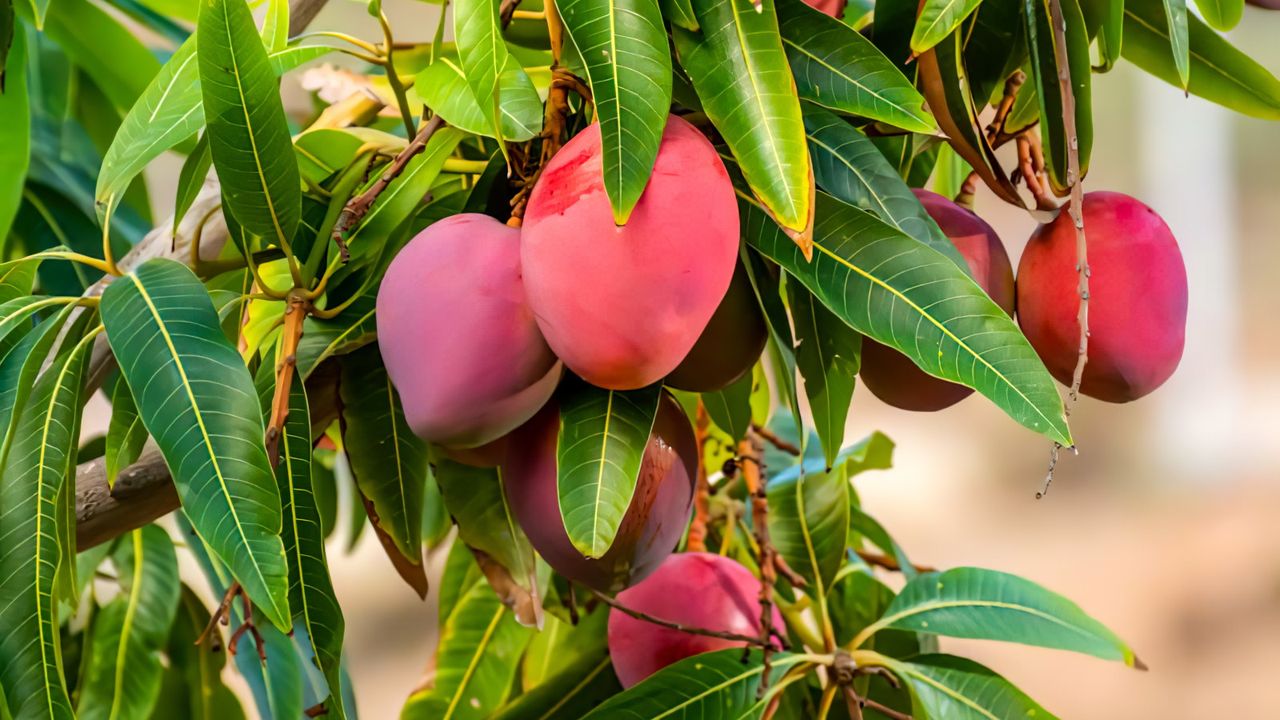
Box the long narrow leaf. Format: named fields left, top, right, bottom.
left=558, top=0, right=673, bottom=223
left=101, top=258, right=291, bottom=631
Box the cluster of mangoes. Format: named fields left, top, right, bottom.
left=376, top=112, right=1187, bottom=687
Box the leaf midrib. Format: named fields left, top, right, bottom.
left=442, top=603, right=506, bottom=720
left=107, top=531, right=147, bottom=720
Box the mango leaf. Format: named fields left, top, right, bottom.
left=849, top=503, right=915, bottom=579
left=402, top=581, right=534, bottom=720
left=743, top=194, right=1072, bottom=445
left=777, top=0, right=932, bottom=132
left=663, top=0, right=699, bottom=30
left=558, top=0, right=673, bottom=223
left=1160, top=0, right=1190, bottom=88
left=261, top=0, right=289, bottom=52
left=557, top=378, right=662, bottom=558
left=435, top=458, right=541, bottom=626
left=917, top=29, right=1024, bottom=206
left=768, top=457, right=848, bottom=602
left=0, top=29, right=26, bottom=242
left=580, top=650, right=806, bottom=719
left=105, top=375, right=148, bottom=487
left=787, top=282, right=860, bottom=469
left=41, top=0, right=159, bottom=111
left=860, top=567, right=1143, bottom=666
left=741, top=248, right=804, bottom=453
left=1194, top=0, right=1242, bottom=31
left=414, top=57, right=542, bottom=141
left=963, top=0, right=1026, bottom=102
left=0, top=254, right=39, bottom=307
left=1023, top=0, right=1094, bottom=193
left=77, top=526, right=181, bottom=720
left=454, top=0, right=512, bottom=142
left=804, top=108, right=964, bottom=270
left=268, top=370, right=347, bottom=719
left=675, top=0, right=813, bottom=239
left=96, top=41, right=329, bottom=227
left=881, top=654, right=1059, bottom=720
left=0, top=318, right=93, bottom=720
left=519, top=607, right=608, bottom=689
left=1122, top=0, right=1280, bottom=120
left=911, top=0, right=983, bottom=56
left=828, top=567, right=898, bottom=647
left=100, top=258, right=291, bottom=631
left=0, top=306, right=75, bottom=465
left=198, top=0, right=301, bottom=247
left=151, top=588, right=246, bottom=720
left=495, top=651, right=619, bottom=720
left=172, top=133, right=212, bottom=234
left=338, top=344, right=427, bottom=582
left=702, top=369, right=752, bottom=443
left=438, top=540, right=486, bottom=627
left=1096, top=0, right=1124, bottom=70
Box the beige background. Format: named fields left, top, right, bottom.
left=89, top=2, right=1280, bottom=717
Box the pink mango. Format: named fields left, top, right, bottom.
left=607, top=552, right=785, bottom=689
left=521, top=114, right=740, bottom=390
left=376, top=213, right=562, bottom=448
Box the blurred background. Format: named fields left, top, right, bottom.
left=81, top=1, right=1280, bottom=717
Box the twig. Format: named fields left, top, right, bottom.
left=855, top=550, right=935, bottom=575
left=590, top=589, right=773, bottom=648
left=196, top=582, right=242, bottom=651
left=499, top=0, right=524, bottom=27
left=843, top=685, right=865, bottom=720
left=331, top=114, right=447, bottom=260
left=986, top=70, right=1026, bottom=147
left=687, top=401, right=712, bottom=553
left=740, top=430, right=785, bottom=696
left=507, top=66, right=590, bottom=227
left=1041, top=0, right=1089, bottom=498
left=862, top=697, right=913, bottom=720
left=264, top=293, right=309, bottom=464
left=750, top=423, right=800, bottom=457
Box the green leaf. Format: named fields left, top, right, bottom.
left=741, top=248, right=804, bottom=453
left=1194, top=0, right=1242, bottom=31
left=454, top=0, right=512, bottom=142
left=152, top=588, right=246, bottom=720
left=675, top=0, right=813, bottom=235
left=663, top=0, right=699, bottom=30
left=414, top=57, right=542, bottom=141
left=438, top=540, right=486, bottom=627
left=0, top=305, right=74, bottom=465
left=828, top=567, right=898, bottom=647
left=173, top=133, right=212, bottom=235
left=849, top=502, right=915, bottom=579
left=261, top=0, right=290, bottom=52
left=402, top=581, right=534, bottom=720
left=105, top=375, right=148, bottom=487
left=1160, top=0, right=1190, bottom=88
left=778, top=0, right=931, bottom=133
left=580, top=649, right=805, bottom=719
left=556, top=378, right=662, bottom=558
left=231, top=622, right=303, bottom=720
left=804, top=108, right=965, bottom=270
left=1023, top=0, right=1094, bottom=193
left=41, top=0, right=160, bottom=111
left=911, top=0, right=983, bottom=54
left=0, top=319, right=93, bottom=720
left=96, top=40, right=328, bottom=227
left=435, top=458, right=538, bottom=599
left=496, top=649, right=620, bottom=720
left=100, top=258, right=291, bottom=631
left=270, top=370, right=348, bottom=719
left=768, top=457, right=848, bottom=600
left=519, top=608, right=607, bottom=690
left=1095, top=0, right=1124, bottom=70
left=198, top=0, right=302, bottom=247
left=338, top=344, right=427, bottom=567
left=963, top=0, right=1027, bottom=102
left=77, top=526, right=181, bottom=720
left=787, top=282, right=860, bottom=469
left=860, top=567, right=1143, bottom=666
left=558, top=0, right=673, bottom=223
left=882, top=654, right=1059, bottom=720
left=295, top=296, right=377, bottom=379
left=1122, top=0, right=1280, bottom=119
left=743, top=194, right=1072, bottom=445
left=0, top=28, right=27, bottom=242
left=702, top=369, right=752, bottom=443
